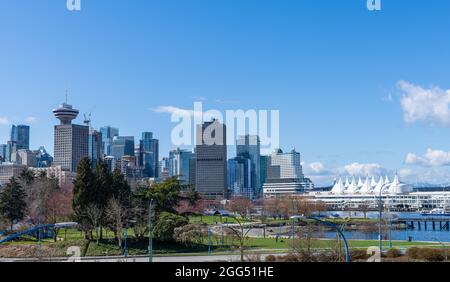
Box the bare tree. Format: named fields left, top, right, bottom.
left=105, top=198, right=128, bottom=249
left=85, top=203, right=102, bottom=244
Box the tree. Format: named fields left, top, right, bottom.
left=105, top=197, right=129, bottom=248
left=140, top=177, right=197, bottom=216
left=153, top=212, right=188, bottom=242
left=93, top=160, right=113, bottom=239
left=229, top=197, right=255, bottom=221
left=72, top=157, right=96, bottom=236
left=174, top=223, right=208, bottom=247
left=0, top=177, right=27, bottom=231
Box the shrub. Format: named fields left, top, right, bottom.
left=386, top=248, right=403, bottom=258
left=350, top=249, right=369, bottom=260
left=406, top=247, right=420, bottom=259
left=406, top=247, right=445, bottom=262
left=153, top=212, right=189, bottom=242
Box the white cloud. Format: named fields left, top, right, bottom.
left=398, top=80, right=450, bottom=126
left=404, top=148, right=450, bottom=167
left=342, top=162, right=388, bottom=177
left=302, top=161, right=390, bottom=186
left=25, top=116, right=37, bottom=124
left=0, top=117, right=9, bottom=125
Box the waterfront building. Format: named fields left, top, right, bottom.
left=195, top=119, right=227, bottom=200
left=53, top=102, right=89, bottom=172
left=263, top=149, right=314, bottom=198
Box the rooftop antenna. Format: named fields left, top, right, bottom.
left=65, top=89, right=68, bottom=104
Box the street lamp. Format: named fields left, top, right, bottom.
left=378, top=183, right=390, bottom=258
left=291, top=215, right=351, bottom=262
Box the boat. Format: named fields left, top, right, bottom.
left=420, top=208, right=450, bottom=216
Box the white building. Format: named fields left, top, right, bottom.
left=263, top=149, right=314, bottom=198
left=29, top=166, right=75, bottom=187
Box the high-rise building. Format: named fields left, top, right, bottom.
left=5, top=141, right=17, bottom=163
left=0, top=164, right=27, bottom=187
left=88, top=128, right=103, bottom=168
left=195, top=119, right=227, bottom=199
left=168, top=148, right=195, bottom=183
left=236, top=135, right=261, bottom=198
left=160, top=157, right=170, bottom=180
left=100, top=126, right=119, bottom=156
left=228, top=156, right=253, bottom=198
left=263, top=149, right=314, bottom=198
left=16, top=149, right=37, bottom=167
left=260, top=155, right=269, bottom=185
left=0, top=144, right=7, bottom=163
left=34, top=147, right=53, bottom=168
left=10, top=125, right=30, bottom=150
left=140, top=132, right=159, bottom=178
left=53, top=102, right=89, bottom=172
left=111, top=136, right=135, bottom=160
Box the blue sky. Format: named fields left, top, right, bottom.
left=2, top=0, right=450, bottom=185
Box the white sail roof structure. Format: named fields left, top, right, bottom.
left=344, top=177, right=350, bottom=189
left=370, top=176, right=377, bottom=188
left=331, top=177, right=346, bottom=194
left=346, top=176, right=358, bottom=194
left=388, top=174, right=413, bottom=194
left=373, top=176, right=385, bottom=194
left=357, top=177, right=364, bottom=189
left=360, top=176, right=372, bottom=194
left=328, top=175, right=412, bottom=195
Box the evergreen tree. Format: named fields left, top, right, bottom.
left=0, top=177, right=27, bottom=231
left=111, top=169, right=131, bottom=209
left=72, top=157, right=96, bottom=224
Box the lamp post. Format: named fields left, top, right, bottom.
left=291, top=215, right=351, bottom=262
left=378, top=183, right=390, bottom=258
left=207, top=227, right=212, bottom=256
left=148, top=199, right=154, bottom=263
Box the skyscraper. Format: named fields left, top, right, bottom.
left=228, top=156, right=252, bottom=198
left=88, top=128, right=103, bottom=168
left=10, top=125, right=30, bottom=150
left=263, top=149, right=314, bottom=198
left=236, top=135, right=261, bottom=198
left=53, top=102, right=89, bottom=172
left=195, top=119, right=227, bottom=200
left=111, top=136, right=135, bottom=160
left=100, top=126, right=119, bottom=156
left=140, top=132, right=159, bottom=178
left=168, top=148, right=195, bottom=183
left=0, top=144, right=7, bottom=163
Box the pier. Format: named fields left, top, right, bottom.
left=397, top=217, right=450, bottom=231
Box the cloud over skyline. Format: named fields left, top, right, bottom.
left=399, top=81, right=450, bottom=126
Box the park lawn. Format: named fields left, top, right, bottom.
left=189, top=215, right=255, bottom=225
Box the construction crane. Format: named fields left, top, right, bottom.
left=83, top=112, right=92, bottom=127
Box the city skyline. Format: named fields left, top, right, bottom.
left=2, top=1, right=450, bottom=186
